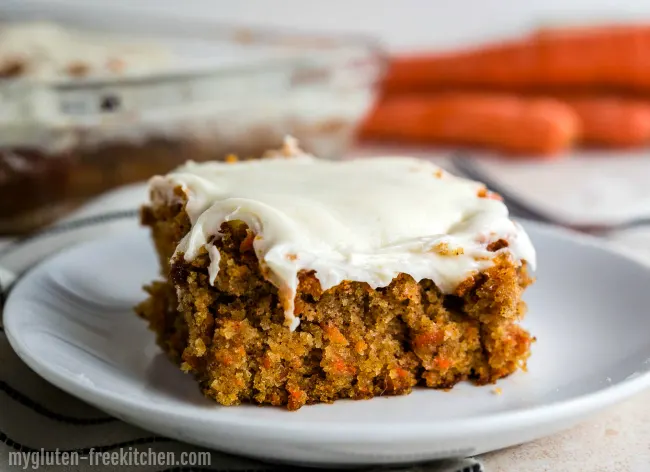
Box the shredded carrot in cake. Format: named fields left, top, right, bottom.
left=394, top=367, right=409, bottom=378
left=323, top=324, right=348, bottom=345
left=239, top=233, right=255, bottom=252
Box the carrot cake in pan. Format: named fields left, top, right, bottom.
left=136, top=137, right=536, bottom=410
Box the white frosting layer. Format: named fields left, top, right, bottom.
left=0, top=22, right=170, bottom=79
left=149, top=142, right=536, bottom=330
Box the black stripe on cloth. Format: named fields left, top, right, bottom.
left=0, top=279, right=7, bottom=312
left=0, top=430, right=170, bottom=454
left=0, top=380, right=115, bottom=425
left=0, top=209, right=139, bottom=259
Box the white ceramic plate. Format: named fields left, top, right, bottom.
left=5, top=222, right=650, bottom=467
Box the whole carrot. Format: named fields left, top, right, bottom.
left=360, top=93, right=580, bottom=156
left=384, top=24, right=650, bottom=93
left=564, top=97, right=650, bottom=147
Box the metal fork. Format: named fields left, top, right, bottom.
left=452, top=155, right=650, bottom=237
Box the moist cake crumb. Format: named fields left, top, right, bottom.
left=135, top=142, right=536, bottom=410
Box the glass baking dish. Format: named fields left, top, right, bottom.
left=0, top=5, right=385, bottom=234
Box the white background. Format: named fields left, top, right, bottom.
left=6, top=0, right=650, bottom=50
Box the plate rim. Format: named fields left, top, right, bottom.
left=5, top=220, right=650, bottom=442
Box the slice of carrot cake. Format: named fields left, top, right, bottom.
left=135, top=137, right=536, bottom=410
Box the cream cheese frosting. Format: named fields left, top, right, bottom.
left=0, top=22, right=170, bottom=79
left=149, top=139, right=536, bottom=330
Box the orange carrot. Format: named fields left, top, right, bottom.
left=360, top=93, right=580, bottom=156
left=384, top=24, right=650, bottom=93
left=563, top=97, right=650, bottom=147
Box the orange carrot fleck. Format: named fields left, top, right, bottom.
left=413, top=329, right=444, bottom=350
left=239, top=233, right=255, bottom=252
left=332, top=357, right=356, bottom=375
left=323, top=324, right=348, bottom=345
left=334, top=358, right=347, bottom=373
left=395, top=367, right=408, bottom=378
left=287, top=387, right=307, bottom=410
left=477, top=187, right=504, bottom=201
